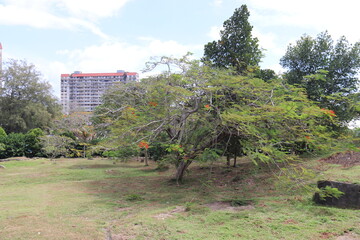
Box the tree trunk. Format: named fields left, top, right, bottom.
left=144, top=149, right=149, bottom=166
left=233, top=155, right=237, bottom=167
left=226, top=154, right=230, bottom=166
left=175, top=159, right=192, bottom=184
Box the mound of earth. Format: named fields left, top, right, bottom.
left=320, top=151, right=360, bottom=167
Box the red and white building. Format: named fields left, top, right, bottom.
left=61, top=70, right=139, bottom=114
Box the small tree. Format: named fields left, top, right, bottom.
left=53, top=112, right=96, bottom=158
left=41, top=135, right=74, bottom=162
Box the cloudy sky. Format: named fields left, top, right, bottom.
left=0, top=0, right=359, bottom=98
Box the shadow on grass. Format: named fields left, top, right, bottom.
left=77, top=160, right=270, bottom=208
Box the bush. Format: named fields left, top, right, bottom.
left=102, top=146, right=139, bottom=161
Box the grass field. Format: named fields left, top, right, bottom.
left=0, top=157, right=359, bottom=240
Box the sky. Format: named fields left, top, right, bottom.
left=0, top=0, right=360, bottom=99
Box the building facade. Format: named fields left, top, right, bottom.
left=61, top=70, right=139, bottom=114
left=0, top=43, right=2, bottom=89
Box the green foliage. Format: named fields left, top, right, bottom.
left=24, top=128, right=44, bottom=157
left=202, top=5, right=262, bottom=73
left=254, top=68, right=277, bottom=82
left=197, top=148, right=221, bottom=162
left=0, top=133, right=25, bottom=158
left=0, top=59, right=60, bottom=133
left=102, top=146, right=138, bottom=161
left=0, top=127, right=7, bottom=137
left=316, top=186, right=344, bottom=201
left=148, top=142, right=168, bottom=161
left=40, top=135, right=75, bottom=160
left=280, top=31, right=360, bottom=122
left=94, top=54, right=336, bottom=181
left=0, top=129, right=44, bottom=158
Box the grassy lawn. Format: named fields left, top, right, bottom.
left=0, top=157, right=359, bottom=240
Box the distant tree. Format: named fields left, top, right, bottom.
left=40, top=135, right=74, bottom=161
left=53, top=112, right=96, bottom=158
left=254, top=69, right=277, bottom=82
left=202, top=5, right=262, bottom=74
left=0, top=59, right=60, bottom=133
left=280, top=31, right=360, bottom=122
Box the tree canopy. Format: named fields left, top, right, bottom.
left=0, top=59, right=60, bottom=133
left=202, top=5, right=262, bottom=73
left=280, top=31, right=360, bottom=122
left=94, top=55, right=336, bottom=182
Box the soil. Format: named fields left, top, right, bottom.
left=154, top=206, right=186, bottom=220
left=205, top=201, right=255, bottom=211
left=319, top=151, right=360, bottom=167
left=336, top=232, right=360, bottom=240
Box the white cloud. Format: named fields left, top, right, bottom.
left=0, top=0, right=131, bottom=38
left=253, top=30, right=278, bottom=52
left=212, top=0, right=223, bottom=7
left=56, top=0, right=131, bottom=20
left=207, top=25, right=222, bottom=40
left=246, top=0, right=360, bottom=41
left=0, top=5, right=108, bottom=38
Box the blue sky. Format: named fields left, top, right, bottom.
left=0, top=0, right=359, bottom=98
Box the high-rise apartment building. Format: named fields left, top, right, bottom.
left=0, top=43, right=3, bottom=89
left=61, top=70, right=139, bottom=114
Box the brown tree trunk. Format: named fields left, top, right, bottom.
left=144, top=149, right=149, bottom=166
left=233, top=155, right=237, bottom=167
left=175, top=159, right=192, bottom=184
left=226, top=154, right=230, bottom=166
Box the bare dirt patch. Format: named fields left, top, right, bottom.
left=320, top=151, right=360, bottom=167
left=336, top=232, right=360, bottom=240
left=154, top=206, right=186, bottom=220
left=205, top=201, right=254, bottom=211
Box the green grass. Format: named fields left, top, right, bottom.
left=0, top=157, right=359, bottom=239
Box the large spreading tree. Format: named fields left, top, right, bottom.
left=280, top=31, right=360, bottom=122
left=94, top=55, right=335, bottom=182
left=202, top=5, right=263, bottom=74
left=0, top=59, right=60, bottom=133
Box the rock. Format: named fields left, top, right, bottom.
left=314, top=181, right=360, bottom=209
